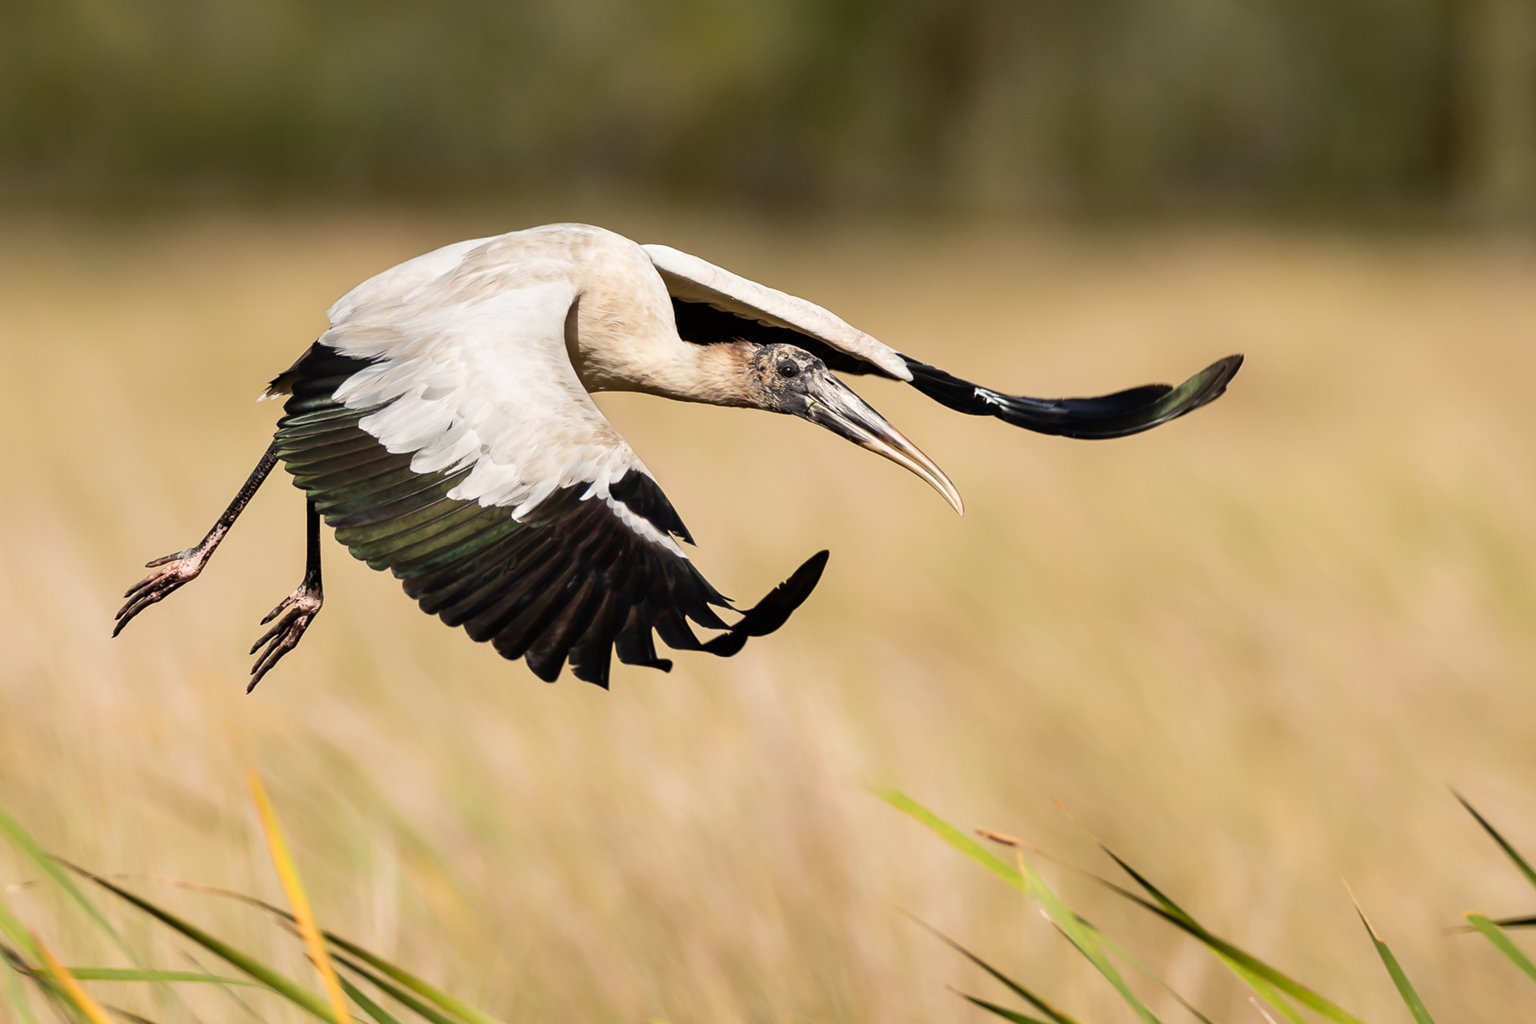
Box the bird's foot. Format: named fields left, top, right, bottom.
left=113, top=544, right=212, bottom=637
left=248, top=576, right=322, bottom=691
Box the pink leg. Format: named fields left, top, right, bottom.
left=114, top=442, right=278, bottom=637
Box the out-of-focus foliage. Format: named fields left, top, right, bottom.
left=4, top=0, right=1531, bottom=213
left=6, top=208, right=1536, bottom=1023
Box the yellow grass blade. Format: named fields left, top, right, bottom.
left=248, top=770, right=352, bottom=1024
left=63, top=863, right=336, bottom=1017
left=32, top=934, right=111, bottom=1024
left=144, top=875, right=505, bottom=1024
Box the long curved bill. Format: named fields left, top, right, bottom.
left=802, top=373, right=964, bottom=515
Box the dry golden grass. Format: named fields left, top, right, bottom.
left=1, top=204, right=1535, bottom=1022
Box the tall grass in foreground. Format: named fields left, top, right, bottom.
left=6, top=213, right=1536, bottom=1021
left=882, top=790, right=1536, bottom=1024
left=0, top=779, right=507, bottom=1024
left=3, top=785, right=1534, bottom=1023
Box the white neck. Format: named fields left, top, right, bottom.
left=576, top=333, right=760, bottom=408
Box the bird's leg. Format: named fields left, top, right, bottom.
left=248, top=498, right=323, bottom=691
left=114, top=441, right=280, bottom=637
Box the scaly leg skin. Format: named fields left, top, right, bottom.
left=114, top=442, right=279, bottom=637
left=248, top=499, right=323, bottom=691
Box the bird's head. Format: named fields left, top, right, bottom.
left=745, top=343, right=963, bottom=515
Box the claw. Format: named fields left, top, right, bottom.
left=247, top=579, right=322, bottom=692
left=113, top=546, right=209, bottom=637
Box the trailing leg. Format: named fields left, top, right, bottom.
left=114, top=442, right=279, bottom=636
left=248, top=498, right=323, bottom=691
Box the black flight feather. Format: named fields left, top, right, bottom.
left=273, top=342, right=824, bottom=686
left=670, top=296, right=1242, bottom=439
left=900, top=353, right=1243, bottom=439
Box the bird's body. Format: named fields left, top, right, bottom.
left=115, top=222, right=1242, bottom=689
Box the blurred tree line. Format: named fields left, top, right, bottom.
left=3, top=0, right=1533, bottom=216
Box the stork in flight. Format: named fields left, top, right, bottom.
left=114, top=223, right=1241, bottom=690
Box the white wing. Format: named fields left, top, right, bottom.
left=321, top=247, right=645, bottom=522
left=641, top=243, right=912, bottom=381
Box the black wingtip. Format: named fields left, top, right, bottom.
left=738, top=549, right=829, bottom=638
left=701, top=550, right=829, bottom=657
left=902, top=353, right=1244, bottom=440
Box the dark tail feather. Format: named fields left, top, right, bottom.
left=702, top=550, right=829, bottom=657
left=901, top=354, right=1243, bottom=440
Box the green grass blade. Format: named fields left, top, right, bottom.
left=1466, top=913, right=1536, bottom=984
left=0, top=807, right=134, bottom=963
left=1093, top=849, right=1201, bottom=931
left=1456, top=795, right=1536, bottom=894
left=1133, top=899, right=1344, bottom=1023
left=876, top=789, right=1023, bottom=889
left=1096, top=846, right=1364, bottom=1024
left=32, top=968, right=255, bottom=986
left=880, top=793, right=1156, bottom=1020
left=1491, top=916, right=1536, bottom=928
left=331, top=953, right=461, bottom=1024
left=67, top=866, right=337, bottom=1020
left=890, top=798, right=1222, bottom=1024
left=0, top=898, right=43, bottom=964
left=1038, top=865, right=1301, bottom=1022
left=1085, top=924, right=1216, bottom=1024
left=0, top=947, right=40, bottom=1024
left=135, top=878, right=498, bottom=1024
left=311, top=933, right=501, bottom=1024
left=1013, top=852, right=1164, bottom=1024
left=178, top=950, right=268, bottom=1022
left=1354, top=903, right=1434, bottom=1024
left=975, top=842, right=1301, bottom=1024
left=905, top=916, right=1084, bottom=1024
left=958, top=991, right=1056, bottom=1024
left=1227, top=972, right=1305, bottom=1024
left=336, top=971, right=405, bottom=1024
left=1001, top=840, right=1294, bottom=1024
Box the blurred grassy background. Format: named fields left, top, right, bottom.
left=5, top=1, right=1536, bottom=1022
left=2, top=205, right=1536, bottom=1022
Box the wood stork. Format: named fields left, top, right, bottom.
left=114, top=223, right=1241, bottom=690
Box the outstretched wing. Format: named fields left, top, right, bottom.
left=272, top=252, right=824, bottom=687
left=646, top=243, right=1242, bottom=439
left=899, top=353, right=1244, bottom=439
left=643, top=243, right=912, bottom=379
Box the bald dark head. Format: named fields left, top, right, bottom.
left=743, top=343, right=827, bottom=415
left=739, top=342, right=963, bottom=514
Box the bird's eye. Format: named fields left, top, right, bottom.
left=777, top=361, right=800, bottom=378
